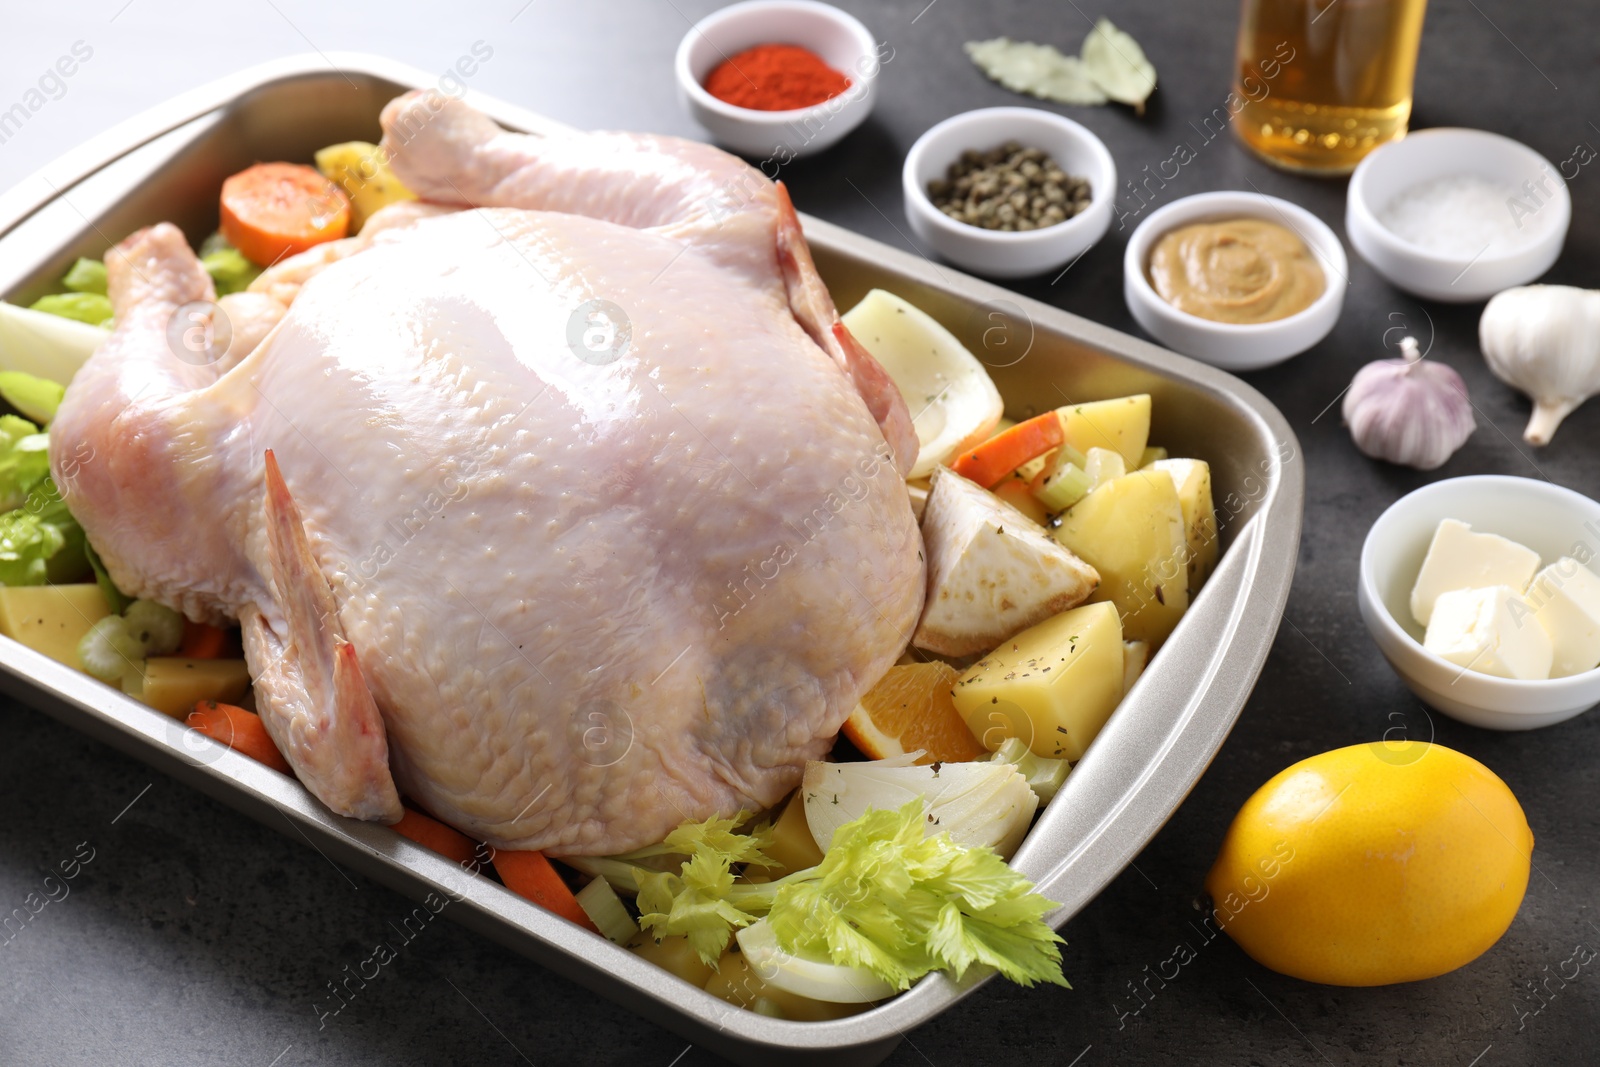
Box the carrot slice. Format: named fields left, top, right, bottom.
left=393, top=806, right=480, bottom=866
left=948, top=411, right=1065, bottom=487
left=492, top=848, right=600, bottom=932
left=179, top=619, right=238, bottom=659
left=220, top=162, right=351, bottom=267
left=185, top=701, right=292, bottom=774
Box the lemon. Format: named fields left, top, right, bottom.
left=1205, top=741, right=1533, bottom=986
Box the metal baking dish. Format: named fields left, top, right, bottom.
left=0, top=54, right=1302, bottom=1066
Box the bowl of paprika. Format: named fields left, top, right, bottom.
left=675, top=0, right=881, bottom=160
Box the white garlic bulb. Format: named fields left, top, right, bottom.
left=1342, top=337, right=1475, bottom=470
left=1479, top=285, right=1600, bottom=445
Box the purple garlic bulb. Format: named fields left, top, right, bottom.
left=1342, top=337, right=1475, bottom=471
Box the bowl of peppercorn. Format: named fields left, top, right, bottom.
left=902, top=107, right=1117, bottom=279
left=674, top=0, right=881, bottom=160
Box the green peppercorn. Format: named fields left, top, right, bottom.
left=926, top=141, right=1092, bottom=231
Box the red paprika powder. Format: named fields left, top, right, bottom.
left=704, top=44, right=852, bottom=111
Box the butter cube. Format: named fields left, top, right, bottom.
left=1423, top=585, right=1552, bottom=680
left=1410, top=519, right=1540, bottom=627
left=1529, top=558, right=1600, bottom=678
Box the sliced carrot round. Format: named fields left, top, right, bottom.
left=220, top=162, right=351, bottom=267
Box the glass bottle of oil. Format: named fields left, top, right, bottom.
left=1233, top=0, right=1428, bottom=175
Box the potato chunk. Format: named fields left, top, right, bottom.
left=124, top=657, right=250, bottom=718
left=1051, top=470, right=1188, bottom=647
left=1058, top=394, right=1151, bottom=470
left=914, top=468, right=1099, bottom=657
left=626, top=933, right=716, bottom=989
left=1151, top=458, right=1218, bottom=596
left=989, top=472, right=1050, bottom=525
left=314, top=141, right=417, bottom=232
left=763, top=792, right=824, bottom=877
left=951, top=601, right=1124, bottom=761
left=0, top=583, right=110, bottom=669
left=1122, top=638, right=1149, bottom=695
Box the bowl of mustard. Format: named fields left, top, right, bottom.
left=1123, top=191, right=1346, bottom=371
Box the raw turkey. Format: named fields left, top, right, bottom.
left=50, top=90, right=925, bottom=855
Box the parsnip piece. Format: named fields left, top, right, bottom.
left=914, top=467, right=1099, bottom=657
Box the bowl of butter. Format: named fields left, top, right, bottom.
left=1359, top=474, right=1600, bottom=731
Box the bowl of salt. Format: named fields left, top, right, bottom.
left=1346, top=128, right=1569, bottom=303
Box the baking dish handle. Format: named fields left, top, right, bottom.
left=0, top=53, right=475, bottom=245
left=0, top=81, right=241, bottom=245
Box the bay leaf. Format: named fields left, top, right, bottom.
left=1081, top=19, right=1157, bottom=114
left=965, top=38, right=1109, bottom=107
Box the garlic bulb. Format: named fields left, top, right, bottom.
left=1342, top=337, right=1475, bottom=471
left=1480, top=285, right=1600, bottom=445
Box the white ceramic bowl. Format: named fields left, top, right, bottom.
left=901, top=107, right=1115, bottom=280
left=674, top=0, right=878, bottom=159
left=1347, top=128, right=1569, bottom=303
left=1122, top=191, right=1346, bottom=371
left=1358, top=475, right=1600, bottom=731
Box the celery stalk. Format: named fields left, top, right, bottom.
left=1032, top=461, right=1091, bottom=511
left=989, top=737, right=1071, bottom=805
left=586, top=803, right=1068, bottom=991
left=575, top=876, right=638, bottom=943
left=62, top=258, right=108, bottom=295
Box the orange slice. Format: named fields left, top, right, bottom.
left=843, top=662, right=986, bottom=764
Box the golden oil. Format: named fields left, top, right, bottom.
left=1233, top=0, right=1429, bottom=175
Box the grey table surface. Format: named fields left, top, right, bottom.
left=2, top=1, right=1598, bottom=1065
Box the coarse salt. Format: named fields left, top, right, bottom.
left=1378, top=175, right=1528, bottom=258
